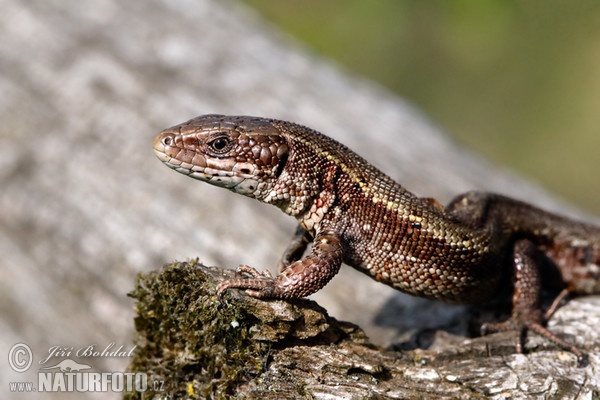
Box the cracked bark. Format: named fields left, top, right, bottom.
left=125, top=262, right=600, bottom=399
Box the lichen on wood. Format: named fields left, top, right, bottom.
left=125, top=261, right=370, bottom=398
left=125, top=261, right=600, bottom=399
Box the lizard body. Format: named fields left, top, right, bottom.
left=153, top=114, right=600, bottom=362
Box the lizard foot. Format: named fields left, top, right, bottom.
left=480, top=303, right=584, bottom=366
left=483, top=240, right=586, bottom=366
left=216, top=265, right=277, bottom=298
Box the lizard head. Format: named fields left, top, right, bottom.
left=153, top=114, right=289, bottom=199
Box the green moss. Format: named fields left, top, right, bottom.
left=124, top=261, right=269, bottom=399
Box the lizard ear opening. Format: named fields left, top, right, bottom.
left=275, top=151, right=288, bottom=178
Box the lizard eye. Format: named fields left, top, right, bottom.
left=207, top=135, right=232, bottom=154
left=161, top=136, right=173, bottom=146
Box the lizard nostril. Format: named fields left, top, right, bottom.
left=153, top=131, right=176, bottom=151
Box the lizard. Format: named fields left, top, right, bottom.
left=152, top=114, right=600, bottom=363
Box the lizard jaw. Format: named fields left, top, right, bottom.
left=153, top=142, right=260, bottom=194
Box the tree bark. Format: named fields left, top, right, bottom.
left=126, top=262, right=600, bottom=399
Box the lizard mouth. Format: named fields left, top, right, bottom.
left=153, top=134, right=259, bottom=193
left=153, top=147, right=254, bottom=179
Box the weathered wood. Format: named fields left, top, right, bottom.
left=1, top=0, right=598, bottom=398
left=127, top=263, right=600, bottom=399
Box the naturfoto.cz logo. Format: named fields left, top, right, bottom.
left=8, top=342, right=162, bottom=393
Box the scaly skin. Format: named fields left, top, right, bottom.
left=153, top=114, right=600, bottom=364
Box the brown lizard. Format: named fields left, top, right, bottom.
left=153, top=114, right=600, bottom=363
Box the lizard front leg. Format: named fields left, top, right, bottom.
left=217, top=229, right=343, bottom=299
left=277, top=224, right=312, bottom=273
left=481, top=239, right=584, bottom=364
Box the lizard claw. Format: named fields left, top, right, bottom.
left=480, top=311, right=585, bottom=366
left=235, top=265, right=273, bottom=279
left=216, top=265, right=277, bottom=298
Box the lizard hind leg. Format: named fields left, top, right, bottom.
left=480, top=239, right=584, bottom=365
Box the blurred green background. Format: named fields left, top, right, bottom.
left=242, top=0, right=600, bottom=214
